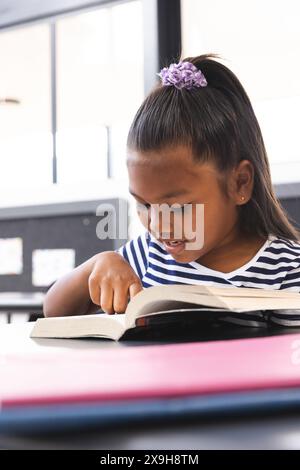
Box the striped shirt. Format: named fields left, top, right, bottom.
left=116, top=231, right=300, bottom=327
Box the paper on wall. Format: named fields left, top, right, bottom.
left=0, top=237, right=23, bottom=275
left=32, top=249, right=75, bottom=287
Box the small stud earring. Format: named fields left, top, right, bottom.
left=240, top=196, right=245, bottom=202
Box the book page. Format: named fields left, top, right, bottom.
left=124, top=285, right=229, bottom=329
left=30, top=313, right=127, bottom=341
left=198, top=285, right=300, bottom=299
left=124, top=284, right=300, bottom=329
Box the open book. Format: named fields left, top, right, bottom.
left=30, top=284, right=300, bottom=341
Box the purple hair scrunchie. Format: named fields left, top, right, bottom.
left=157, top=61, right=208, bottom=90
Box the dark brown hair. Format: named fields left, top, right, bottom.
left=127, top=53, right=299, bottom=241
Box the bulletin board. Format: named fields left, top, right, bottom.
left=0, top=199, right=128, bottom=292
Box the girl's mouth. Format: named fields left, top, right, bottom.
left=163, top=239, right=186, bottom=255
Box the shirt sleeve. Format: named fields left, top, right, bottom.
left=268, top=262, right=300, bottom=326
left=115, top=230, right=150, bottom=281
left=278, top=262, right=300, bottom=292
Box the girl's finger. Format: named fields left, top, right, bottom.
left=100, top=282, right=114, bottom=314
left=88, top=276, right=101, bottom=306
left=129, top=280, right=143, bottom=299
left=113, top=282, right=130, bottom=314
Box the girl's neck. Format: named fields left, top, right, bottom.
left=197, top=230, right=268, bottom=274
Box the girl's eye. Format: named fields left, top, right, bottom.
left=137, top=202, right=192, bottom=212
left=173, top=204, right=192, bottom=213
left=136, top=202, right=150, bottom=211
left=183, top=203, right=192, bottom=212
left=171, top=206, right=183, bottom=213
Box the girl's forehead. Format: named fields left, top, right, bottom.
left=127, top=146, right=219, bottom=178
left=126, top=145, right=195, bottom=166
left=127, top=149, right=221, bottom=202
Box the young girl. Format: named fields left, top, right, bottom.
left=44, top=53, right=300, bottom=327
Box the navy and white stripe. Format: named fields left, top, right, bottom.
left=116, top=231, right=300, bottom=327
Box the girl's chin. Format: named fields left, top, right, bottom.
left=161, top=238, right=204, bottom=262
left=170, top=250, right=202, bottom=263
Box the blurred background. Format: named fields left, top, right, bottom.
left=1, top=0, right=300, bottom=220
left=0, top=0, right=299, bottom=321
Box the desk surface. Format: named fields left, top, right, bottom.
left=2, top=322, right=300, bottom=450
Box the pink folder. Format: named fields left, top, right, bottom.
left=2, top=333, right=300, bottom=408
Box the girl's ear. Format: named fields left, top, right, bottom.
left=231, top=159, right=254, bottom=205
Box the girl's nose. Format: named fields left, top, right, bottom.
left=149, top=206, right=172, bottom=240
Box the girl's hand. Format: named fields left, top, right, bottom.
left=88, top=252, right=143, bottom=314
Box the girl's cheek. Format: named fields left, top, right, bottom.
left=137, top=209, right=150, bottom=229
left=183, top=204, right=204, bottom=235
left=177, top=204, right=205, bottom=247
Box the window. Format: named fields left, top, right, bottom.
left=0, top=24, right=52, bottom=188
left=0, top=0, right=143, bottom=195
left=181, top=0, right=300, bottom=183
left=56, top=1, right=144, bottom=183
